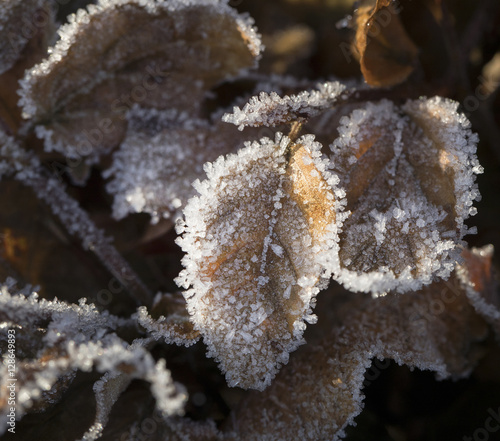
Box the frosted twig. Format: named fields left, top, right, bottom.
left=0, top=134, right=153, bottom=306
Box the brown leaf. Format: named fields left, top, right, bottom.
left=352, top=0, right=418, bottom=87
left=329, top=97, right=482, bottom=294
left=18, top=0, right=262, bottom=162
left=176, top=134, right=341, bottom=390
left=226, top=270, right=488, bottom=440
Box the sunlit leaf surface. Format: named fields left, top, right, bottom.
left=176, top=134, right=342, bottom=390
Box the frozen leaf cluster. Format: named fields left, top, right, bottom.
left=224, top=248, right=495, bottom=441
left=0, top=0, right=264, bottom=434
left=177, top=91, right=483, bottom=387
left=0, top=0, right=498, bottom=439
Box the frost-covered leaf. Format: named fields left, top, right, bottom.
left=352, top=0, right=418, bottom=87
left=176, top=134, right=343, bottom=390
left=0, top=280, right=122, bottom=423
left=104, top=107, right=255, bottom=223
left=0, top=282, right=187, bottom=434
left=226, top=270, right=488, bottom=441
left=79, top=349, right=187, bottom=441
left=18, top=0, right=262, bottom=161
left=223, top=81, right=346, bottom=130
left=329, top=97, right=482, bottom=294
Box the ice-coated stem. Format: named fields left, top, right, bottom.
left=0, top=137, right=153, bottom=306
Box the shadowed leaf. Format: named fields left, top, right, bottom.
left=18, top=0, right=262, bottom=163
left=226, top=268, right=488, bottom=440
left=104, top=107, right=258, bottom=223
left=0, top=283, right=186, bottom=433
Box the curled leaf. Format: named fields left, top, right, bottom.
left=329, top=97, right=482, bottom=294
left=0, top=282, right=186, bottom=432
left=79, top=372, right=132, bottom=441
left=176, top=134, right=342, bottom=390
left=352, top=0, right=418, bottom=87
left=18, top=0, right=262, bottom=161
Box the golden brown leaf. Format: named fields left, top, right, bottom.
left=352, top=0, right=418, bottom=87
left=176, top=134, right=341, bottom=390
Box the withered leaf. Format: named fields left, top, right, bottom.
left=223, top=81, right=346, bottom=130
left=329, top=97, right=482, bottom=294
left=103, top=107, right=257, bottom=223
left=352, top=0, right=418, bottom=87
left=0, top=283, right=186, bottom=431
left=18, top=0, right=262, bottom=161
left=176, top=134, right=342, bottom=390
left=226, top=269, right=488, bottom=441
